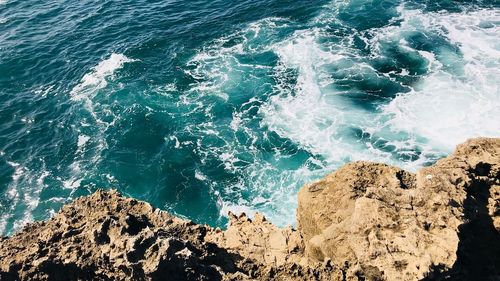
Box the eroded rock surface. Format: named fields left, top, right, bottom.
left=206, top=212, right=343, bottom=280
left=0, top=191, right=341, bottom=281
left=298, top=137, right=500, bottom=280
left=0, top=190, right=239, bottom=280
left=1, top=138, right=499, bottom=280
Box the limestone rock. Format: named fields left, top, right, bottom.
left=0, top=190, right=235, bottom=280
left=0, top=191, right=341, bottom=281
left=298, top=137, right=500, bottom=280
left=207, top=212, right=343, bottom=280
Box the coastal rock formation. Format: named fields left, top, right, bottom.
left=298, top=137, right=500, bottom=280
left=0, top=191, right=341, bottom=281
left=0, top=190, right=237, bottom=280
left=205, top=212, right=343, bottom=280
left=1, top=137, right=499, bottom=280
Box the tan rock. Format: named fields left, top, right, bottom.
left=298, top=137, right=500, bottom=280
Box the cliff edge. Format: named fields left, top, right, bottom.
left=1, top=138, right=499, bottom=280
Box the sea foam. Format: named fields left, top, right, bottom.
left=185, top=3, right=500, bottom=226
left=383, top=9, right=500, bottom=151
left=70, top=53, right=135, bottom=102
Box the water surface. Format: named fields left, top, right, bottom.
left=1, top=0, right=499, bottom=235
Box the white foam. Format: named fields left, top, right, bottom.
left=185, top=17, right=290, bottom=101
left=105, top=173, right=117, bottom=183
left=76, top=135, right=90, bottom=152
left=262, top=6, right=500, bottom=170
left=34, top=84, right=54, bottom=98
left=383, top=9, right=500, bottom=151
left=7, top=161, right=25, bottom=182
left=265, top=31, right=345, bottom=156
left=70, top=53, right=135, bottom=101
left=194, top=169, right=207, bottom=181
left=36, top=171, right=50, bottom=186
left=63, top=54, right=136, bottom=208
left=169, top=135, right=181, bottom=148
left=176, top=4, right=500, bottom=227
left=261, top=25, right=416, bottom=175
left=63, top=178, right=82, bottom=190
left=21, top=117, right=34, bottom=124
left=1, top=160, right=52, bottom=235
left=219, top=200, right=257, bottom=221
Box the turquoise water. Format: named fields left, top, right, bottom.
left=1, top=0, right=499, bottom=236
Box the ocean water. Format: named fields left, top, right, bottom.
left=0, top=0, right=499, bottom=236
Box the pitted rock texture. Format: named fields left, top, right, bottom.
left=0, top=190, right=240, bottom=280
left=206, top=212, right=343, bottom=280
left=0, top=191, right=341, bottom=281
left=0, top=137, right=499, bottom=281
left=298, top=137, right=500, bottom=280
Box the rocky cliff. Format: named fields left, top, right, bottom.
left=1, top=138, right=499, bottom=280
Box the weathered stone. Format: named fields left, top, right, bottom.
left=298, top=137, right=500, bottom=280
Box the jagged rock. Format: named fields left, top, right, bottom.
left=0, top=191, right=341, bottom=281
left=0, top=138, right=499, bottom=280
left=206, top=212, right=344, bottom=280
left=0, top=190, right=235, bottom=281
left=298, top=137, right=500, bottom=280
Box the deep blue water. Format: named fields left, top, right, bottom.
left=1, top=0, right=499, bottom=235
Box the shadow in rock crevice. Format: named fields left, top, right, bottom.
left=422, top=167, right=500, bottom=281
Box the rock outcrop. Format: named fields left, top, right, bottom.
left=1, top=138, right=499, bottom=280
left=0, top=191, right=341, bottom=281
left=298, top=137, right=500, bottom=280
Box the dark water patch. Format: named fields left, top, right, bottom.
left=337, top=0, right=401, bottom=30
